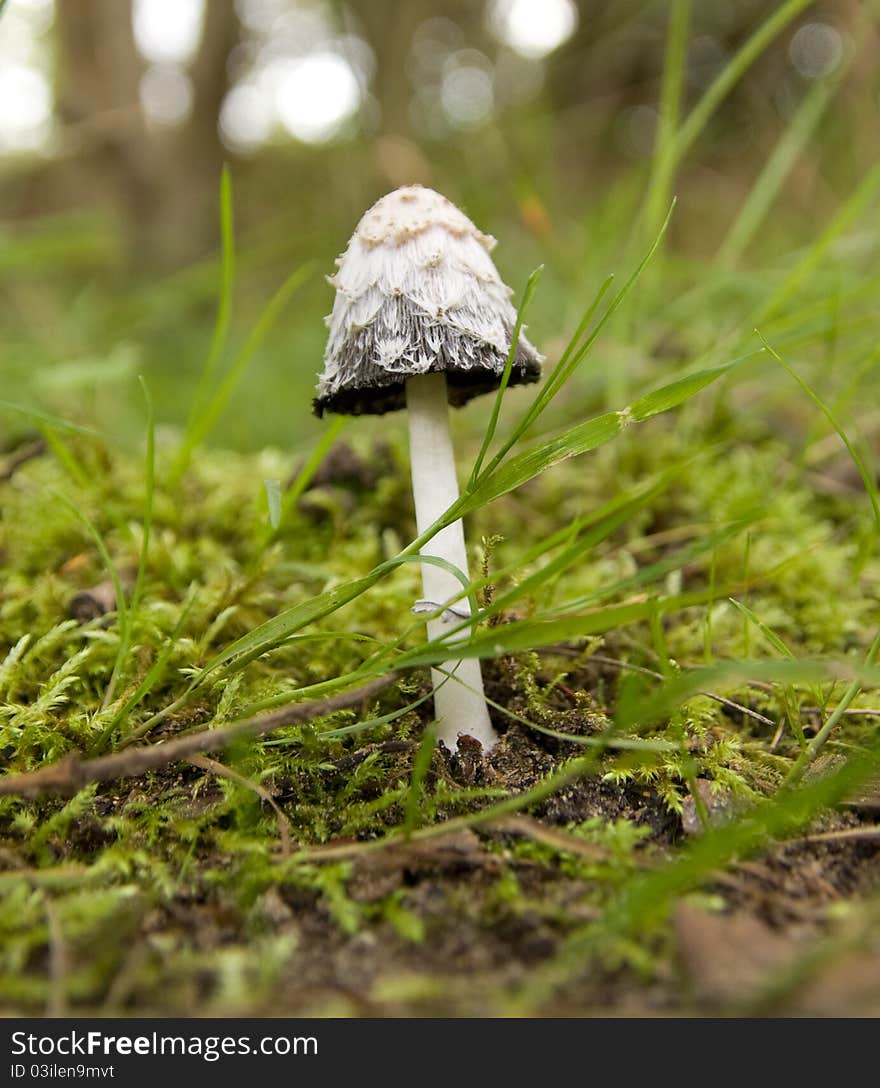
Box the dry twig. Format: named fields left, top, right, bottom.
left=543, top=645, right=776, bottom=730
left=188, top=753, right=293, bottom=857
left=44, top=896, right=68, bottom=1018
left=0, top=674, right=397, bottom=799
left=0, top=439, right=46, bottom=482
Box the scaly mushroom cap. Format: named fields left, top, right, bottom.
left=314, top=185, right=542, bottom=417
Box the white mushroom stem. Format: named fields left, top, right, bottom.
left=405, top=371, right=498, bottom=751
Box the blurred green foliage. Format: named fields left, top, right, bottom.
left=1, top=1, right=878, bottom=454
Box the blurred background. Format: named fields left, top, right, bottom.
left=0, top=0, right=877, bottom=452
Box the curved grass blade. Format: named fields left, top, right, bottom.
left=644, top=0, right=691, bottom=237
left=755, top=162, right=880, bottom=325
left=173, top=261, right=312, bottom=478
left=671, top=0, right=815, bottom=172
left=718, top=75, right=838, bottom=265
left=759, top=333, right=880, bottom=531
left=613, top=656, right=880, bottom=733
left=397, top=595, right=702, bottom=668
left=183, top=165, right=235, bottom=436
left=267, top=415, right=346, bottom=542
left=460, top=361, right=735, bottom=516
left=469, top=265, right=543, bottom=484
left=0, top=400, right=101, bottom=438
left=478, top=202, right=676, bottom=480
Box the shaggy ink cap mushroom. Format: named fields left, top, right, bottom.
left=315, top=185, right=542, bottom=752
left=314, top=185, right=542, bottom=417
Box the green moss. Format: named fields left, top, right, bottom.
left=3, top=163, right=880, bottom=1014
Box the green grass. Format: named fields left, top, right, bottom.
left=1, top=222, right=877, bottom=1008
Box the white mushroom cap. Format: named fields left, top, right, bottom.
left=315, top=185, right=542, bottom=416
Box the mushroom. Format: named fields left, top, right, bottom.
left=315, top=185, right=542, bottom=751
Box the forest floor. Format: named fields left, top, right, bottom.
left=6, top=0, right=880, bottom=1018
left=2, top=402, right=879, bottom=1016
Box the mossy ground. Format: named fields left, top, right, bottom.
left=4, top=0, right=880, bottom=1020
left=2, top=391, right=879, bottom=1015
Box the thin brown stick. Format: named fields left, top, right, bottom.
left=0, top=439, right=46, bottom=482
left=543, top=646, right=777, bottom=730
left=488, top=814, right=615, bottom=862
left=289, top=826, right=483, bottom=864
left=0, top=673, right=397, bottom=799
left=188, top=753, right=292, bottom=857
left=800, top=706, right=880, bottom=719
left=102, top=941, right=148, bottom=1013
left=44, top=897, right=68, bottom=1018
left=792, top=825, right=880, bottom=845
left=0, top=865, right=88, bottom=885
left=280, top=813, right=650, bottom=870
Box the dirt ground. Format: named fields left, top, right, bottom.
left=42, top=690, right=878, bottom=1019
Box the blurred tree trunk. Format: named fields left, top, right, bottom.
left=51, top=0, right=238, bottom=269
left=353, top=0, right=425, bottom=137
left=352, top=0, right=487, bottom=137
left=54, top=0, right=157, bottom=244
left=151, top=0, right=239, bottom=267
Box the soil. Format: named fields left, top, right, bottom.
left=44, top=710, right=880, bottom=1017
left=264, top=739, right=880, bottom=1016
left=4, top=648, right=880, bottom=1016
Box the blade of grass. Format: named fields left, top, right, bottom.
left=644, top=0, right=691, bottom=237
left=729, top=596, right=806, bottom=748
left=183, top=165, right=235, bottom=431
left=460, top=360, right=734, bottom=515
left=478, top=202, right=676, bottom=479
left=670, top=0, right=815, bottom=172
left=0, top=400, right=101, bottom=438
left=99, top=378, right=156, bottom=711
left=402, top=523, right=805, bottom=671
left=755, top=162, right=880, bottom=325
left=788, top=630, right=880, bottom=783
left=403, top=723, right=438, bottom=834
left=172, top=261, right=313, bottom=478
left=717, top=74, right=839, bottom=266
left=728, top=597, right=796, bottom=661
left=39, top=426, right=89, bottom=489
left=507, top=272, right=615, bottom=443
left=267, top=414, right=346, bottom=542
left=719, top=0, right=877, bottom=268
left=469, top=265, right=543, bottom=483
left=549, top=515, right=754, bottom=617
left=758, top=333, right=880, bottom=529
left=313, top=688, right=436, bottom=740
left=613, top=657, right=880, bottom=734
left=397, top=593, right=710, bottom=669
left=263, top=478, right=282, bottom=529
left=130, top=376, right=154, bottom=615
